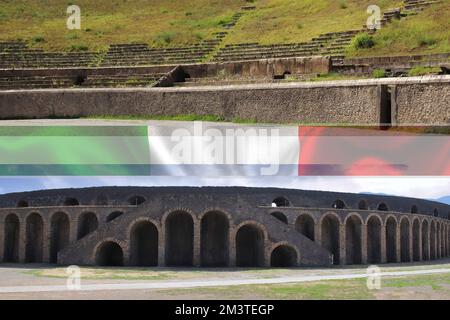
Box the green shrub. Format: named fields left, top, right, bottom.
left=155, top=32, right=174, bottom=45
left=408, top=66, right=440, bottom=76
left=352, top=32, right=375, bottom=50
left=31, top=36, right=45, bottom=43
left=69, top=44, right=89, bottom=51
left=372, top=68, right=386, bottom=78
left=339, top=1, right=348, bottom=9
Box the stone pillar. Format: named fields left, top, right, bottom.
left=229, top=227, right=236, bottom=267
left=314, top=222, right=321, bottom=245
left=19, top=218, right=26, bottom=263
left=42, top=217, right=50, bottom=263
left=380, top=224, right=387, bottom=263
left=158, top=226, right=165, bottom=267
left=361, top=223, right=368, bottom=265
left=418, top=223, right=422, bottom=261
left=339, top=224, right=346, bottom=265
left=193, top=219, right=201, bottom=267
left=408, top=223, right=413, bottom=262
left=396, top=225, right=401, bottom=263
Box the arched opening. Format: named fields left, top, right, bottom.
left=271, top=197, right=290, bottom=207
left=270, top=245, right=297, bottom=267
left=358, top=200, right=369, bottom=210
left=270, top=212, right=288, bottom=224
left=422, top=220, right=430, bottom=260
left=367, top=216, right=381, bottom=264
left=400, top=218, right=411, bottom=262
left=433, top=209, right=439, bottom=217
left=200, top=211, right=229, bottom=267
left=378, top=203, right=388, bottom=211
left=440, top=224, right=445, bottom=258
left=130, top=221, right=158, bottom=266
left=165, top=211, right=194, bottom=266
left=64, top=197, right=79, bottom=206
left=332, top=199, right=346, bottom=209
left=236, top=224, right=265, bottom=267
left=50, top=212, right=70, bottom=263
left=386, top=217, right=397, bottom=263
left=128, top=195, right=146, bottom=206
left=345, top=215, right=362, bottom=265
left=411, top=205, right=418, bottom=214
left=295, top=214, right=315, bottom=241
left=106, top=211, right=123, bottom=222
left=25, top=213, right=44, bottom=263
left=3, top=214, right=20, bottom=262
left=430, top=221, right=436, bottom=259
left=412, top=219, right=421, bottom=261
left=95, top=241, right=123, bottom=266
left=95, top=195, right=108, bottom=205
left=77, top=212, right=98, bottom=240
left=321, top=214, right=340, bottom=265
left=436, top=223, right=441, bottom=259
left=17, top=200, right=28, bottom=208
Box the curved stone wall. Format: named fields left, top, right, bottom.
left=0, top=187, right=448, bottom=268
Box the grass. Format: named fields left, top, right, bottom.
left=347, top=0, right=450, bottom=57
left=407, top=66, right=441, bottom=76
left=0, top=0, right=243, bottom=51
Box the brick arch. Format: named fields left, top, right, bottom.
left=382, top=214, right=398, bottom=226
left=163, top=209, right=195, bottom=266
left=198, top=207, right=233, bottom=223
left=344, top=213, right=363, bottom=264
left=271, top=196, right=291, bottom=207
left=270, top=211, right=288, bottom=224
left=343, top=212, right=363, bottom=225
left=200, top=210, right=230, bottom=267
left=358, top=199, right=369, bottom=210
left=319, top=212, right=341, bottom=265
left=77, top=211, right=99, bottom=240
left=294, top=213, right=315, bottom=241
left=25, top=212, right=44, bottom=263
left=233, top=220, right=269, bottom=242
left=161, top=207, right=198, bottom=226
left=3, top=213, right=20, bottom=262
left=366, top=214, right=382, bottom=264
left=93, top=238, right=126, bottom=266
left=385, top=215, right=398, bottom=263
left=49, top=211, right=70, bottom=263
left=319, top=211, right=343, bottom=225
left=235, top=221, right=267, bottom=267
left=128, top=217, right=160, bottom=267
left=269, top=242, right=299, bottom=267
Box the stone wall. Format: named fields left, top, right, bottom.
left=1, top=76, right=448, bottom=124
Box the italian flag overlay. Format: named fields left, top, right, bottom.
left=0, top=124, right=448, bottom=176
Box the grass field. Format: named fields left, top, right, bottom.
left=347, top=0, right=450, bottom=57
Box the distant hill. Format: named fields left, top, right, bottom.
left=436, top=196, right=450, bottom=205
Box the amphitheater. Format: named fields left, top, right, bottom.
left=0, top=187, right=449, bottom=268
left=0, top=0, right=449, bottom=124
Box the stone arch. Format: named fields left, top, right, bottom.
left=412, top=218, right=421, bottom=261
left=77, top=212, right=99, bottom=240
left=165, top=210, right=194, bottom=266
left=128, top=195, right=146, bottom=206
left=130, top=219, right=158, bottom=266
left=271, top=196, right=290, bottom=207
left=320, top=213, right=340, bottom=265
left=106, top=211, right=123, bottom=223
left=3, top=214, right=20, bottom=262
left=430, top=220, right=436, bottom=259
left=358, top=200, right=369, bottom=210
left=64, top=197, right=79, bottom=206
left=17, top=200, right=28, bottom=208
left=95, top=240, right=124, bottom=266
left=200, top=211, right=230, bottom=267
left=270, top=244, right=298, bottom=267
left=49, top=211, right=70, bottom=263
left=236, top=223, right=265, bottom=267
left=270, top=212, right=288, bottom=224
left=295, top=213, right=315, bottom=241
left=25, top=212, right=44, bottom=263
left=433, top=208, right=438, bottom=217
left=385, top=216, right=397, bottom=263
left=332, top=199, right=346, bottom=209
left=422, top=219, right=430, bottom=260
left=400, top=217, right=411, bottom=262
left=345, top=214, right=362, bottom=265
left=411, top=205, right=418, bottom=214
left=378, top=203, right=389, bottom=211
left=366, top=215, right=382, bottom=264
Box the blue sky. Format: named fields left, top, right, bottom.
left=0, top=176, right=448, bottom=202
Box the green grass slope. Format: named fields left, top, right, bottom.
left=0, top=0, right=448, bottom=57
